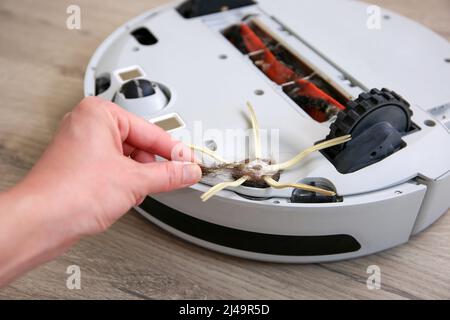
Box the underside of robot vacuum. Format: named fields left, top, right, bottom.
left=85, top=0, right=450, bottom=262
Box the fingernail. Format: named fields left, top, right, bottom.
left=183, top=163, right=202, bottom=185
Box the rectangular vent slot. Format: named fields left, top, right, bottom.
left=151, top=114, right=184, bottom=132
left=118, top=68, right=143, bottom=82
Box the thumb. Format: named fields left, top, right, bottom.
left=137, top=161, right=202, bottom=195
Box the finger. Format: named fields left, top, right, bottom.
left=102, top=99, right=195, bottom=161
left=122, top=142, right=135, bottom=157
left=131, top=149, right=156, bottom=163
left=136, top=161, right=202, bottom=194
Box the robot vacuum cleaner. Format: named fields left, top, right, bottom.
left=84, top=0, right=450, bottom=262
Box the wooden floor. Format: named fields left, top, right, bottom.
left=0, top=0, right=449, bottom=299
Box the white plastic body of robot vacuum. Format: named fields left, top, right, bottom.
left=84, top=0, right=450, bottom=262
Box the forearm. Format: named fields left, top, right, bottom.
left=0, top=183, right=79, bottom=287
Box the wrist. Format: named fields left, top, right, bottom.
left=11, top=179, right=82, bottom=245
left=0, top=181, right=80, bottom=286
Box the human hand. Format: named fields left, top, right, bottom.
left=0, top=96, right=202, bottom=286
left=17, top=96, right=201, bottom=238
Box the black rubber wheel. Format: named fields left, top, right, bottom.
left=120, top=79, right=155, bottom=99
left=325, top=88, right=413, bottom=158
